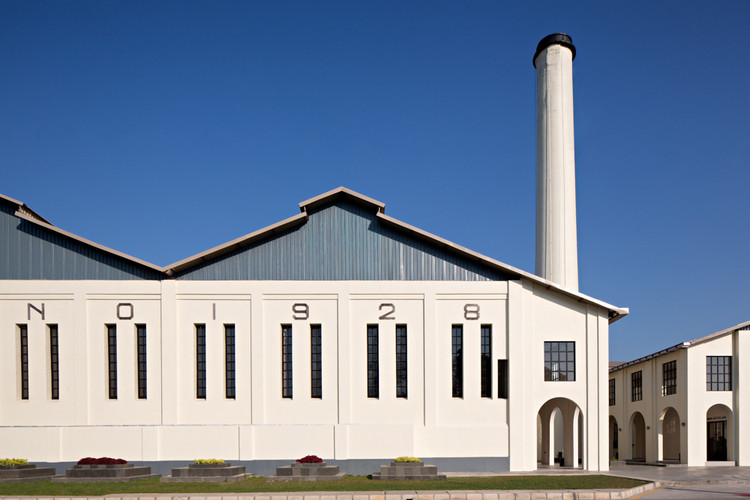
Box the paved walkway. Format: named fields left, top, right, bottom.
left=606, top=464, right=750, bottom=486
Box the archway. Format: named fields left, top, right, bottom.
left=630, top=412, right=645, bottom=461
left=609, top=416, right=619, bottom=460
left=537, top=398, right=583, bottom=468
left=707, top=404, right=733, bottom=462
left=659, top=407, right=680, bottom=462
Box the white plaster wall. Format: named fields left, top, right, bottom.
left=0, top=279, right=611, bottom=469
left=737, top=329, right=750, bottom=465
left=508, top=283, right=609, bottom=471
left=347, top=295, right=424, bottom=425
left=686, top=334, right=735, bottom=465
left=174, top=296, right=252, bottom=424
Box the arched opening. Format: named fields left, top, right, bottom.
left=707, top=404, right=734, bottom=462
left=609, top=415, right=619, bottom=460
left=630, top=412, right=646, bottom=461
left=536, top=398, right=583, bottom=468
left=659, top=407, right=680, bottom=462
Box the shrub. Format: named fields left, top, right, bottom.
left=194, top=458, right=225, bottom=464
left=77, top=457, right=127, bottom=465
left=394, top=456, right=421, bottom=463
left=296, top=455, right=323, bottom=463
left=0, top=458, right=28, bottom=466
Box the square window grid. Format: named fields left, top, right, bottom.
left=706, top=356, right=731, bottom=391
left=367, top=325, right=379, bottom=398
left=452, top=325, right=463, bottom=398
left=282, top=325, right=293, bottom=399
left=225, top=324, right=236, bottom=399
left=662, top=360, right=676, bottom=396
left=544, top=342, right=575, bottom=381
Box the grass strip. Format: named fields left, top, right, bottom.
left=0, top=475, right=645, bottom=495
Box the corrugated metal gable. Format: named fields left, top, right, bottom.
left=0, top=206, right=162, bottom=280
left=176, top=201, right=508, bottom=281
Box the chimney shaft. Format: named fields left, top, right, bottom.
left=534, top=33, right=579, bottom=291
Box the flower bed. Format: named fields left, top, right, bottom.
left=296, top=455, right=323, bottom=464
left=77, top=457, right=127, bottom=466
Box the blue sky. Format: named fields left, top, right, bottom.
left=2, top=1, right=748, bottom=362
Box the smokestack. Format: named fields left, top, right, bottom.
left=534, top=33, right=579, bottom=291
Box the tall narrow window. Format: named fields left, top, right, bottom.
left=49, top=324, right=59, bottom=400
left=19, top=325, right=29, bottom=400
left=282, top=324, right=293, bottom=399
left=544, top=341, right=575, bottom=381
left=395, top=324, right=407, bottom=398
left=136, top=325, right=147, bottom=399
left=107, top=325, right=117, bottom=400
left=225, top=324, right=236, bottom=399
left=609, top=378, right=615, bottom=406
left=196, top=324, right=206, bottom=399
left=497, top=359, right=508, bottom=399
left=707, top=356, right=732, bottom=391
left=662, top=360, right=676, bottom=396
left=481, top=325, right=492, bottom=398
left=452, top=325, right=463, bottom=398
left=311, top=325, right=322, bottom=399
left=367, top=324, right=379, bottom=398
left=631, top=370, right=642, bottom=402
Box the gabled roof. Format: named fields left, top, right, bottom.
left=165, top=187, right=629, bottom=323
left=609, top=320, right=750, bottom=373
left=0, top=193, right=163, bottom=274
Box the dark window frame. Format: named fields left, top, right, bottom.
left=282, top=324, right=293, bottom=399
left=631, top=370, right=642, bottom=402
left=107, top=324, right=117, bottom=400
left=136, top=324, right=147, bottom=399
left=196, top=324, right=206, bottom=400
left=609, top=378, right=615, bottom=406
left=662, top=360, right=677, bottom=396
left=225, top=324, right=236, bottom=399
left=481, top=324, right=492, bottom=398
left=19, top=325, right=29, bottom=400
left=544, top=341, right=576, bottom=382
left=706, top=356, right=731, bottom=391
left=49, top=324, right=59, bottom=400
left=311, top=324, right=322, bottom=399
left=395, top=324, right=407, bottom=399
left=452, top=324, right=463, bottom=398
left=367, top=324, right=379, bottom=398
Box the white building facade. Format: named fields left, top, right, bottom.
left=608, top=321, right=750, bottom=467
left=0, top=187, right=625, bottom=472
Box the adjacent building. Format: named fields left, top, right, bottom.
left=608, top=321, right=750, bottom=466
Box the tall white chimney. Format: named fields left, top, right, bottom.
left=534, top=33, right=579, bottom=291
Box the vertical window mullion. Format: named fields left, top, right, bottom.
left=196, top=324, right=206, bottom=400
left=19, top=325, right=29, bottom=400
left=452, top=325, right=463, bottom=398
left=49, top=325, right=59, bottom=400
left=137, top=325, right=147, bottom=399
left=311, top=325, right=322, bottom=399
left=481, top=325, right=492, bottom=398
left=367, top=325, right=379, bottom=398
left=282, top=325, right=293, bottom=399
left=225, top=325, right=236, bottom=399
left=395, top=324, right=407, bottom=399
left=107, top=325, right=117, bottom=400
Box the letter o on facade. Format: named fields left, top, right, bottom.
left=117, top=303, right=134, bottom=320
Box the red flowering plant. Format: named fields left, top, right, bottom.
left=77, top=457, right=128, bottom=465
left=296, top=455, right=323, bottom=464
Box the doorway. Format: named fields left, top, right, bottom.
left=707, top=420, right=727, bottom=461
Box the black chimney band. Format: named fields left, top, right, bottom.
left=533, top=33, right=576, bottom=67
